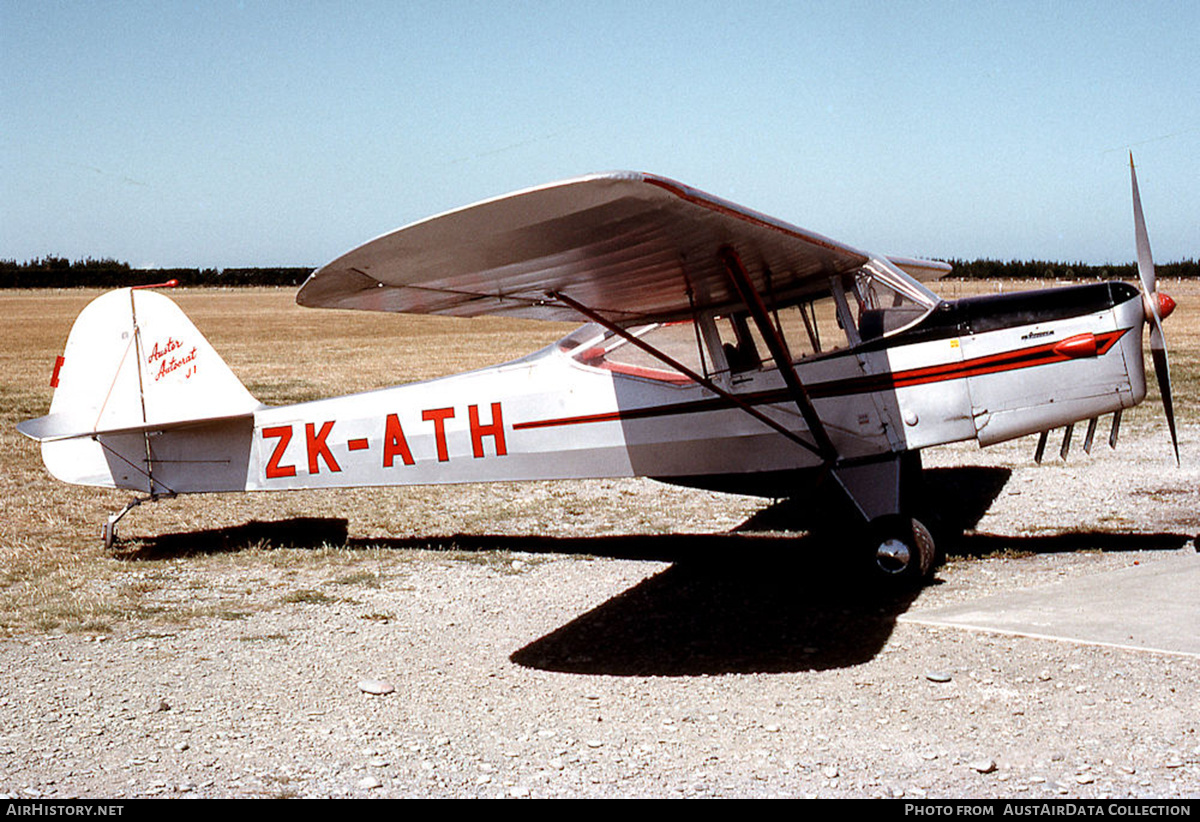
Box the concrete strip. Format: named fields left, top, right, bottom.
left=901, top=553, right=1200, bottom=657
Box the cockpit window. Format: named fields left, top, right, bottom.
left=562, top=322, right=701, bottom=384
left=556, top=322, right=607, bottom=353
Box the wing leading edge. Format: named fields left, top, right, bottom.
left=297, top=172, right=945, bottom=324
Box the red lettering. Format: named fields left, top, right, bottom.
left=146, top=337, right=182, bottom=364
left=468, top=402, right=507, bottom=458
left=306, top=421, right=342, bottom=474
left=383, top=414, right=415, bottom=467
left=263, top=426, right=296, bottom=479
left=422, top=407, right=455, bottom=462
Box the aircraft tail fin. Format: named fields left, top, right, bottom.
left=18, top=287, right=261, bottom=489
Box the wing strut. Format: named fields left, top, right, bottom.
left=718, top=246, right=838, bottom=463
left=549, top=290, right=829, bottom=459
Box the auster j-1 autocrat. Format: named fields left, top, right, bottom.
left=18, top=157, right=1179, bottom=584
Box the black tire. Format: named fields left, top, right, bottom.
left=866, top=515, right=936, bottom=585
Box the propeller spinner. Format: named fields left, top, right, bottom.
left=1130, top=152, right=1180, bottom=465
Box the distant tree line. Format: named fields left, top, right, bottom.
left=943, top=258, right=1199, bottom=280
left=2, top=255, right=1197, bottom=288
left=0, top=257, right=314, bottom=288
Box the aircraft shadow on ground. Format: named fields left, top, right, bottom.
left=509, top=552, right=919, bottom=676
left=123, top=465, right=1193, bottom=676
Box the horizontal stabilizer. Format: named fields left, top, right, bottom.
left=17, top=409, right=255, bottom=443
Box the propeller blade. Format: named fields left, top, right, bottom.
left=1130, top=152, right=1157, bottom=302
left=1129, top=153, right=1180, bottom=466
left=1149, top=313, right=1181, bottom=465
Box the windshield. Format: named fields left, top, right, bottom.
left=851, top=265, right=937, bottom=339
left=853, top=257, right=939, bottom=339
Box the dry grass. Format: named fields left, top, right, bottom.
left=0, top=287, right=569, bottom=634
left=1, top=280, right=1196, bottom=634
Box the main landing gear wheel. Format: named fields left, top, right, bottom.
left=867, top=516, right=936, bottom=586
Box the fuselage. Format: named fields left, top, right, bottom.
left=86, top=281, right=1145, bottom=497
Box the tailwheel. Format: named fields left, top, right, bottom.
left=867, top=516, right=937, bottom=586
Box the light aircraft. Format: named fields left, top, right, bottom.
left=18, top=157, right=1179, bottom=584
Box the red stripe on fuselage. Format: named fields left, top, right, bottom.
left=891, top=328, right=1126, bottom=389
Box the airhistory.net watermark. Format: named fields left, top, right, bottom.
left=5, top=805, right=124, bottom=817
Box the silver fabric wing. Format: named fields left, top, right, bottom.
left=298, top=172, right=944, bottom=324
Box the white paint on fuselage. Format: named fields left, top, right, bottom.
left=70, top=295, right=1147, bottom=497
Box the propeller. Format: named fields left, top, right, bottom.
left=1129, top=152, right=1180, bottom=465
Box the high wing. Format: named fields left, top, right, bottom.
left=297, top=172, right=946, bottom=324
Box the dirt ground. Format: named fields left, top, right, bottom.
left=1, top=284, right=1197, bottom=798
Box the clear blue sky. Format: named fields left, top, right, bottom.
left=2, top=0, right=1197, bottom=269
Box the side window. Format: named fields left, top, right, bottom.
left=719, top=285, right=857, bottom=368
left=715, top=313, right=763, bottom=373
left=774, top=292, right=854, bottom=359
left=602, top=322, right=706, bottom=375
left=570, top=322, right=708, bottom=384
